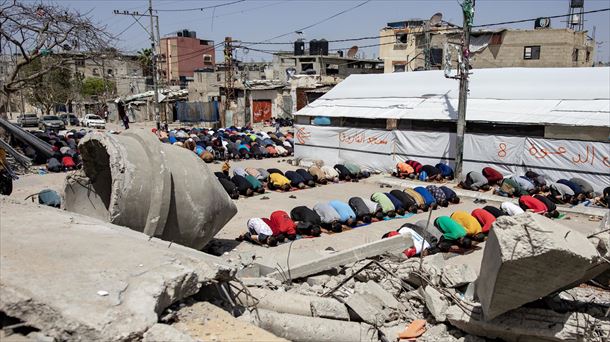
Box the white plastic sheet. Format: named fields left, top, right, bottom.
left=295, top=68, right=610, bottom=127
left=294, top=125, right=610, bottom=191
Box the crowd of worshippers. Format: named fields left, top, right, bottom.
left=154, top=126, right=295, bottom=163
left=215, top=162, right=371, bottom=199
left=238, top=185, right=463, bottom=247
left=34, top=130, right=84, bottom=172
left=458, top=167, right=609, bottom=208
left=394, top=161, right=455, bottom=182
left=382, top=195, right=566, bottom=256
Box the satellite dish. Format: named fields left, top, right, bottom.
left=347, top=46, right=359, bottom=58
left=429, top=12, right=443, bottom=26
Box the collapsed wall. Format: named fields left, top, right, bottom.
left=64, top=130, right=237, bottom=250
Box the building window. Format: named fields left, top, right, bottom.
left=75, top=59, right=85, bottom=67
left=523, top=46, right=540, bottom=60
left=415, top=35, right=425, bottom=48
left=393, top=63, right=406, bottom=72
left=586, top=50, right=591, bottom=62
left=301, top=63, right=314, bottom=72
left=92, top=68, right=99, bottom=75
left=107, top=69, right=113, bottom=75
left=203, top=54, right=212, bottom=65
left=572, top=48, right=579, bottom=62
left=395, top=33, right=408, bottom=45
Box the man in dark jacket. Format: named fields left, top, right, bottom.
left=348, top=197, right=374, bottom=223
left=218, top=178, right=240, bottom=199
left=232, top=174, right=254, bottom=196
left=389, top=189, right=418, bottom=213
left=284, top=170, right=306, bottom=189
left=295, top=168, right=316, bottom=187
left=290, top=206, right=322, bottom=237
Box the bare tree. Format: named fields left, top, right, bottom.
left=0, top=0, right=113, bottom=104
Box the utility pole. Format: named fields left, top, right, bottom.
left=424, top=22, right=431, bottom=70
left=454, top=0, right=475, bottom=179
left=112, top=5, right=160, bottom=129
left=223, top=36, right=235, bottom=127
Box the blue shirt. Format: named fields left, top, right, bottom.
left=557, top=179, right=583, bottom=195
left=439, top=186, right=457, bottom=200
left=414, top=187, right=436, bottom=206
left=435, top=163, right=454, bottom=177
left=329, top=200, right=356, bottom=222
left=384, top=192, right=405, bottom=210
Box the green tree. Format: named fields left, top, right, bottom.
left=22, top=59, right=73, bottom=114
left=137, top=48, right=153, bottom=77
left=81, top=77, right=115, bottom=99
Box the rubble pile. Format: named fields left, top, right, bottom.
left=225, top=213, right=610, bottom=342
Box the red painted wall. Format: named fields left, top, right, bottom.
left=162, top=36, right=215, bottom=82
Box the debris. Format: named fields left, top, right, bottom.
left=249, top=309, right=377, bottom=342
left=266, top=234, right=413, bottom=280
left=235, top=287, right=349, bottom=320
left=446, top=305, right=610, bottom=342
left=64, top=130, right=237, bottom=250
left=441, top=264, right=477, bottom=288
left=0, top=197, right=232, bottom=341
left=354, top=280, right=401, bottom=311
left=171, top=301, right=287, bottom=342
left=97, top=290, right=109, bottom=297
left=307, top=274, right=331, bottom=287
left=476, top=213, right=602, bottom=320
left=142, top=324, right=195, bottom=342
left=345, top=292, right=388, bottom=325
left=423, top=286, right=449, bottom=322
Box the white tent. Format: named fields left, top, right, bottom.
left=296, top=67, right=610, bottom=127
left=293, top=67, right=610, bottom=191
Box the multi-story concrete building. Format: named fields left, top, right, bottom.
left=73, top=54, right=146, bottom=98
left=379, top=19, right=596, bottom=72
left=159, top=30, right=215, bottom=87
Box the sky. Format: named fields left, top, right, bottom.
left=55, top=0, right=610, bottom=62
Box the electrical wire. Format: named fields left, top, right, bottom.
left=473, top=7, right=610, bottom=27
left=154, top=0, right=246, bottom=13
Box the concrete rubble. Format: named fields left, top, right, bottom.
left=64, top=130, right=237, bottom=250
left=446, top=305, right=610, bottom=342
left=142, top=324, right=196, bottom=342
left=0, top=197, right=233, bottom=341
left=220, top=213, right=609, bottom=342
left=476, top=213, right=604, bottom=320
left=2, top=194, right=608, bottom=342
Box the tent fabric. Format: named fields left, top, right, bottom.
left=295, top=67, right=610, bottom=127
left=294, top=124, right=610, bottom=192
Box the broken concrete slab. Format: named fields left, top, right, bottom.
left=476, top=213, right=602, bottom=320
left=172, top=301, right=287, bottom=342
left=398, top=254, right=445, bottom=287
left=355, top=280, right=401, bottom=311
left=446, top=305, right=610, bottom=342
left=65, top=130, right=237, bottom=250
left=441, top=264, right=477, bottom=288
left=424, top=286, right=449, bottom=322
left=0, top=197, right=232, bottom=341
left=249, top=309, right=377, bottom=342
left=142, top=324, right=195, bottom=342
left=235, top=287, right=349, bottom=320
left=345, top=292, right=388, bottom=325
left=266, top=234, right=413, bottom=280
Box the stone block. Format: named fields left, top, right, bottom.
left=441, top=264, right=477, bottom=288
left=476, top=213, right=601, bottom=320
left=423, top=286, right=448, bottom=322
left=345, top=293, right=387, bottom=325
left=446, top=305, right=610, bottom=342
left=354, top=280, right=401, bottom=310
